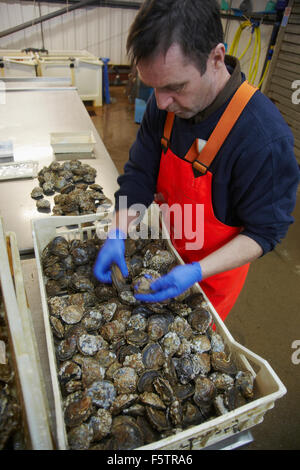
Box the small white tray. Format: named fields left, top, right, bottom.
left=50, top=131, right=96, bottom=154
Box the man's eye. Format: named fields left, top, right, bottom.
left=167, top=84, right=185, bottom=93
left=172, top=85, right=184, bottom=92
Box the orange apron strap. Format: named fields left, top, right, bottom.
left=161, top=112, right=175, bottom=152
left=186, top=81, right=258, bottom=174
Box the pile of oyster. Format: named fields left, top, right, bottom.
left=42, top=234, right=255, bottom=450
left=31, top=160, right=111, bottom=215
left=0, top=298, right=24, bottom=449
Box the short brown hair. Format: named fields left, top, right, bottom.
left=126, top=0, right=224, bottom=74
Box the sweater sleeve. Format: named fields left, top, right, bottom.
left=232, top=134, right=299, bottom=255
left=114, top=94, right=164, bottom=211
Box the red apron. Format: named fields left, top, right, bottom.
left=155, top=81, right=258, bottom=321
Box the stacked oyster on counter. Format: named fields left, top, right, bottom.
left=0, top=296, right=24, bottom=449
left=31, top=160, right=111, bottom=215
left=42, top=233, right=255, bottom=450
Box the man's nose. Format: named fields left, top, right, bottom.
left=155, top=89, right=174, bottom=110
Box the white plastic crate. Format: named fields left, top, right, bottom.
left=31, top=208, right=286, bottom=450
left=1, top=58, right=37, bottom=78
left=38, top=57, right=102, bottom=106
left=0, top=218, right=53, bottom=449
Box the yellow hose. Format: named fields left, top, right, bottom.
left=229, top=20, right=262, bottom=86
left=248, top=27, right=258, bottom=82
left=253, top=27, right=261, bottom=83
left=239, top=33, right=252, bottom=61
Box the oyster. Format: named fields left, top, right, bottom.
left=169, top=399, right=183, bottom=426
left=168, top=317, right=193, bottom=339
left=50, top=316, right=65, bottom=338
left=190, top=335, right=211, bottom=353
left=193, top=376, right=216, bottom=408
left=56, top=336, right=77, bottom=361
left=77, top=334, right=106, bottom=356
left=123, top=353, right=145, bottom=375
left=209, top=372, right=234, bottom=391
left=110, top=416, right=144, bottom=450
left=161, top=332, right=181, bottom=357
left=173, top=382, right=195, bottom=401
left=174, top=355, right=199, bottom=384
left=110, top=394, right=138, bottom=416
left=58, top=361, right=82, bottom=384
left=146, top=407, right=171, bottom=432
left=133, top=270, right=161, bottom=295
left=82, top=308, right=103, bottom=332
left=96, top=350, right=116, bottom=368
left=88, top=408, right=112, bottom=441
left=142, top=343, right=165, bottom=370
left=127, top=313, right=148, bottom=331
left=95, top=285, right=116, bottom=301
left=139, top=392, right=166, bottom=410
left=36, top=199, right=50, bottom=212
left=67, top=423, right=93, bottom=450
left=209, top=330, right=225, bottom=353
left=100, top=320, right=125, bottom=342
left=0, top=388, right=21, bottom=449
left=224, top=386, right=247, bottom=411
left=137, top=370, right=160, bottom=393
left=182, top=401, right=204, bottom=427
left=143, top=249, right=175, bottom=273
left=117, top=344, right=139, bottom=364
left=188, top=308, right=212, bottom=334
left=31, top=186, right=43, bottom=199
left=48, top=236, right=69, bottom=258
left=61, top=304, right=84, bottom=325
left=80, top=357, right=106, bottom=388
left=147, top=314, right=171, bottom=341
left=152, top=377, right=174, bottom=405
left=211, top=351, right=237, bottom=375
left=86, top=380, right=116, bottom=409
left=113, top=367, right=138, bottom=394
left=126, top=329, right=149, bottom=347
left=235, top=371, right=254, bottom=399
left=64, top=396, right=92, bottom=427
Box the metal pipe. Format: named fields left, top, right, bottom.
left=38, top=1, right=45, bottom=50
left=0, top=0, right=141, bottom=39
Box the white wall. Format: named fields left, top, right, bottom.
left=0, top=0, right=274, bottom=84
left=0, top=1, right=139, bottom=64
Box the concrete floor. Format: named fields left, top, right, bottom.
left=88, top=86, right=300, bottom=450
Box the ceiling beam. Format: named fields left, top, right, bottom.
left=0, top=0, right=141, bottom=39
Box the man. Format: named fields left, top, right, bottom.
left=94, top=0, right=299, bottom=321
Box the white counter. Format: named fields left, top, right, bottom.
left=0, top=87, right=119, bottom=252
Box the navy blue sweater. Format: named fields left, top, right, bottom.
left=115, top=86, right=299, bottom=255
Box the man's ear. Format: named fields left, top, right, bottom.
left=210, top=43, right=226, bottom=71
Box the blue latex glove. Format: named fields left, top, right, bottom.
left=93, top=228, right=128, bottom=283
left=135, top=262, right=202, bottom=303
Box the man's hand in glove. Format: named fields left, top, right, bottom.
left=93, top=228, right=128, bottom=283
left=135, top=262, right=202, bottom=303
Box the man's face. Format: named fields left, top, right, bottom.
left=137, top=43, right=219, bottom=119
